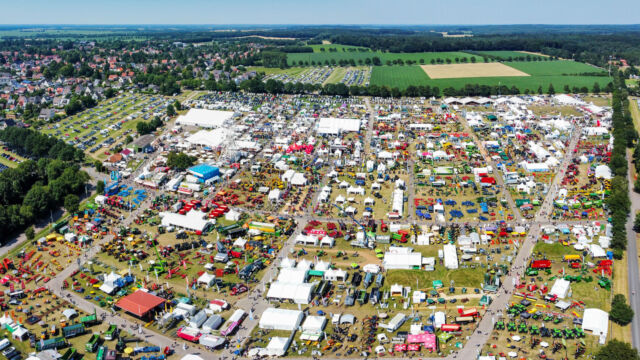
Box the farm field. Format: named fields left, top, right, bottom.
left=370, top=64, right=612, bottom=91
left=288, top=50, right=471, bottom=66
left=421, top=62, right=530, bottom=79
left=506, top=60, right=606, bottom=76
left=471, top=50, right=547, bottom=60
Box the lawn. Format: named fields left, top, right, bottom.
left=384, top=267, right=485, bottom=291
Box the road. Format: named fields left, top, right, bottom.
left=627, top=150, right=640, bottom=349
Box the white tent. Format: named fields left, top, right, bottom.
left=259, top=308, right=304, bottom=331
left=317, top=118, right=360, bottom=134
left=176, top=109, right=234, bottom=128
left=266, top=282, right=315, bottom=304
left=265, top=336, right=291, bottom=356
left=323, top=269, right=347, bottom=281
left=197, top=272, right=216, bottom=287
left=277, top=268, right=308, bottom=284
left=443, top=244, right=459, bottom=270
left=594, top=165, right=612, bottom=180
left=582, top=308, right=609, bottom=344
left=383, top=252, right=422, bottom=270
left=302, top=316, right=327, bottom=332
left=549, top=278, right=571, bottom=299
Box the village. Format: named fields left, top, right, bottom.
left=0, top=83, right=624, bottom=360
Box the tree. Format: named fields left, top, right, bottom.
left=610, top=294, right=634, bottom=325
left=167, top=104, right=176, bottom=117
left=595, top=339, right=639, bottom=360
left=96, top=180, right=105, bottom=194
left=25, top=226, right=35, bottom=240
left=634, top=212, right=640, bottom=232
left=167, top=151, right=196, bottom=171
left=593, top=82, right=601, bottom=93
left=63, top=194, right=80, bottom=215
left=548, top=83, right=555, bottom=95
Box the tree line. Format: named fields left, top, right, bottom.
left=607, top=70, right=636, bottom=253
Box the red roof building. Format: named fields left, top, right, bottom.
left=115, top=290, right=165, bottom=318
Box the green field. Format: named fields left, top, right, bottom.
left=249, top=66, right=309, bottom=76
left=472, top=50, right=547, bottom=60
left=506, top=60, right=605, bottom=75
left=370, top=61, right=611, bottom=91
left=288, top=50, right=471, bottom=66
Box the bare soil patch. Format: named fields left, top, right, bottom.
left=420, top=62, right=530, bottom=79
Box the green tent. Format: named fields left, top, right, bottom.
left=438, top=332, right=453, bottom=343
left=432, top=280, right=443, bottom=289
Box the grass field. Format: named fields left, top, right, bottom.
left=506, top=60, right=605, bottom=75
left=471, top=50, right=547, bottom=60
left=371, top=63, right=612, bottom=91
left=249, top=66, right=309, bottom=76
left=288, top=50, right=471, bottom=66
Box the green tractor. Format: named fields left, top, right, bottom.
left=598, top=276, right=612, bottom=290
left=507, top=322, right=516, bottom=331
left=530, top=325, right=540, bottom=335
left=494, top=321, right=505, bottom=330
left=518, top=323, right=528, bottom=333
left=543, top=314, right=553, bottom=322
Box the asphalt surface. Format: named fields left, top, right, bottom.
left=626, top=151, right=640, bottom=349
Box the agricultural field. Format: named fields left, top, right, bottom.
left=421, top=62, right=530, bottom=79
left=370, top=60, right=612, bottom=91
left=472, top=50, right=548, bottom=60
left=287, top=50, right=470, bottom=66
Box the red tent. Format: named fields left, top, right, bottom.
left=116, top=290, right=165, bottom=318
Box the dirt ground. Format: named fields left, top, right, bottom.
left=421, top=63, right=530, bottom=79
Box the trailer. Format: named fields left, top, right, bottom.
left=104, top=324, right=119, bottom=341
left=86, top=334, right=100, bottom=352
left=80, top=311, right=99, bottom=326
left=62, top=323, right=85, bottom=338
left=60, top=347, right=77, bottom=360
left=36, top=337, right=67, bottom=351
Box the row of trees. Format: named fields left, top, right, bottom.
left=607, top=71, right=636, bottom=252
left=0, top=127, right=85, bottom=162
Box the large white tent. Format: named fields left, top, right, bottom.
left=176, top=109, right=234, bottom=128
left=383, top=252, right=422, bottom=270
left=582, top=308, right=609, bottom=344
left=443, top=244, right=459, bottom=270
left=186, top=129, right=229, bottom=148
left=316, top=118, right=361, bottom=134
left=159, top=210, right=212, bottom=232
left=259, top=308, right=304, bottom=331
left=266, top=282, right=315, bottom=304
left=549, top=278, right=571, bottom=299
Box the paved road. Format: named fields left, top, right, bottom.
left=626, top=151, right=640, bottom=349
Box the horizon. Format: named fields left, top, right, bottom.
left=2, top=0, right=640, bottom=25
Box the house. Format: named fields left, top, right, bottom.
left=108, top=153, right=123, bottom=164
left=38, top=108, right=56, bottom=121
left=132, top=134, right=155, bottom=153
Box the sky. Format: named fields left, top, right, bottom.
left=0, top=0, right=639, bottom=25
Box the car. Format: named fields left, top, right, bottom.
left=2, top=346, right=16, bottom=357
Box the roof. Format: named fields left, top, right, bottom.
left=116, top=290, right=165, bottom=317
left=582, top=308, right=609, bottom=339
left=259, top=308, right=304, bottom=331
left=317, top=117, right=360, bottom=134
left=132, top=134, right=155, bottom=147
left=176, top=109, right=234, bottom=128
